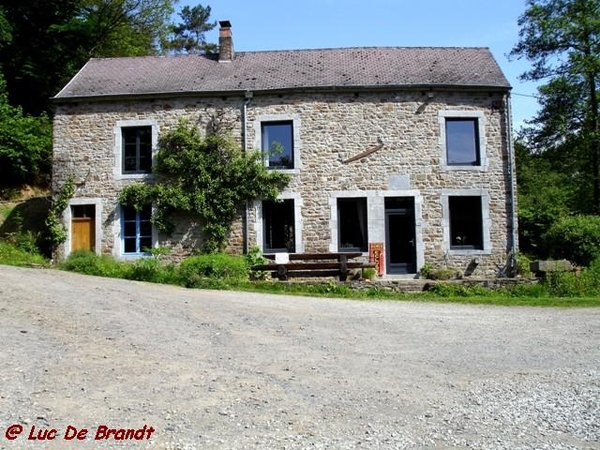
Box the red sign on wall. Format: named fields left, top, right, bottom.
left=369, top=243, right=384, bottom=276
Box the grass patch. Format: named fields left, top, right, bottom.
left=55, top=251, right=600, bottom=308
left=0, top=241, right=47, bottom=267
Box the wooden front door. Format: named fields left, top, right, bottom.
left=71, top=205, right=95, bottom=252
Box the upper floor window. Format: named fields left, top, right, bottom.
left=262, top=121, right=294, bottom=170
left=122, top=126, right=152, bottom=174
left=445, top=118, right=480, bottom=166
left=122, top=204, right=153, bottom=255
left=439, top=111, right=487, bottom=170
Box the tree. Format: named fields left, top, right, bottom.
left=510, top=0, right=600, bottom=213
left=165, top=4, right=216, bottom=54
left=0, top=0, right=178, bottom=115
left=0, top=76, right=52, bottom=188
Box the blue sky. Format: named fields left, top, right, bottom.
left=178, top=0, right=539, bottom=129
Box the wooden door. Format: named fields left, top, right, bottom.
left=72, top=217, right=95, bottom=251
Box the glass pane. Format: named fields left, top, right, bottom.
left=449, top=196, right=483, bottom=249
left=123, top=155, right=137, bottom=172
left=140, top=204, right=152, bottom=219
left=262, top=122, right=293, bottom=169
left=446, top=119, right=479, bottom=165
left=263, top=199, right=295, bottom=252
left=124, top=238, right=137, bottom=253
left=338, top=198, right=368, bottom=251
left=138, top=127, right=152, bottom=172
left=122, top=206, right=136, bottom=221
left=124, top=222, right=136, bottom=237
left=138, top=154, right=151, bottom=172
left=140, top=221, right=152, bottom=236
left=139, top=237, right=152, bottom=252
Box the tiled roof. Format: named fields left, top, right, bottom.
left=54, top=47, right=510, bottom=100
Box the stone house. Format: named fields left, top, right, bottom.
left=52, top=21, right=517, bottom=277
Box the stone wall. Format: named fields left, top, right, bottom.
left=53, top=89, right=515, bottom=276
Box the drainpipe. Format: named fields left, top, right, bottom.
left=243, top=91, right=253, bottom=254
left=505, top=92, right=518, bottom=276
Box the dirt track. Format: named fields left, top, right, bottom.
left=0, top=265, right=599, bottom=449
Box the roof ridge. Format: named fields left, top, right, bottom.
left=237, top=46, right=491, bottom=53
left=87, top=46, right=492, bottom=62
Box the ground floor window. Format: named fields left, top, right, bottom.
left=449, top=196, right=483, bottom=250
left=337, top=197, right=368, bottom=252
left=122, top=205, right=152, bottom=254
left=263, top=199, right=295, bottom=253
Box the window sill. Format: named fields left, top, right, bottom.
left=120, top=253, right=151, bottom=259
left=115, top=173, right=153, bottom=181
left=339, top=248, right=368, bottom=253
left=447, top=248, right=491, bottom=256
left=267, top=167, right=300, bottom=175
left=441, top=165, right=487, bottom=172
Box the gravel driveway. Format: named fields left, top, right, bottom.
left=0, top=265, right=598, bottom=450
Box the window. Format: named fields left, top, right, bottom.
left=122, top=205, right=153, bottom=254
left=445, top=118, right=480, bottom=166
left=262, top=121, right=294, bottom=169
left=122, top=126, right=152, bottom=174
left=449, top=196, right=483, bottom=250
left=337, top=198, right=368, bottom=252
left=263, top=199, right=295, bottom=252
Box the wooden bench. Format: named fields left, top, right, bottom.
left=251, top=252, right=375, bottom=281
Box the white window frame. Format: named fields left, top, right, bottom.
left=114, top=119, right=159, bottom=180
left=65, top=198, right=103, bottom=257
left=112, top=203, right=159, bottom=259
left=441, top=189, right=492, bottom=255
left=438, top=110, right=487, bottom=171
left=254, top=192, right=303, bottom=254
left=253, top=114, right=301, bottom=174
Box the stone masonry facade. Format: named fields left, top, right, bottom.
left=53, top=88, right=515, bottom=277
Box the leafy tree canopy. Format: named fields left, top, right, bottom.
left=0, top=0, right=180, bottom=115
left=164, top=4, right=217, bottom=54
left=0, top=76, right=52, bottom=188
left=510, top=0, right=600, bottom=214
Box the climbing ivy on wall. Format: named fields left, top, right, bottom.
left=45, top=177, right=75, bottom=252
left=120, top=119, right=289, bottom=253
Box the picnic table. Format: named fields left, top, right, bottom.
left=251, top=252, right=375, bottom=281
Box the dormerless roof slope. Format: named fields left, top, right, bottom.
left=54, top=47, right=510, bottom=101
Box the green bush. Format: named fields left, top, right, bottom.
left=541, top=258, right=600, bottom=297
left=60, top=250, right=130, bottom=278
left=543, top=215, right=600, bottom=266
left=179, top=253, right=249, bottom=288
left=362, top=267, right=377, bottom=280
left=246, top=246, right=268, bottom=281
left=128, top=258, right=179, bottom=285
left=516, top=253, right=534, bottom=277
left=4, top=230, right=41, bottom=255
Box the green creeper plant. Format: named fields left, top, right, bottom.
left=120, top=119, right=289, bottom=253
left=45, top=177, right=75, bottom=252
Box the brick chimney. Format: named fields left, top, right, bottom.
left=218, top=20, right=234, bottom=62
